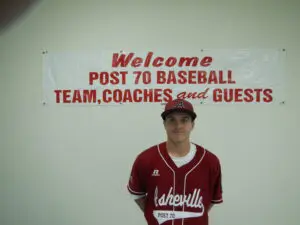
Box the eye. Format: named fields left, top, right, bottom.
left=182, top=117, right=189, bottom=122
left=166, top=117, right=175, bottom=122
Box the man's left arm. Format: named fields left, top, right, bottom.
left=210, top=158, right=223, bottom=211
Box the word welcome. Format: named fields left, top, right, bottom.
left=112, top=51, right=213, bottom=68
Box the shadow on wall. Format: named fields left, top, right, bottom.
left=0, top=0, right=42, bottom=35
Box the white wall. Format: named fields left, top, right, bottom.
left=1, top=1, right=299, bottom=225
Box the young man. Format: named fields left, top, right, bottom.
left=127, top=98, right=223, bottom=225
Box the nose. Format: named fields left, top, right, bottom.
left=174, top=120, right=184, bottom=129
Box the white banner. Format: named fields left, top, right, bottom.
left=42, top=49, right=286, bottom=106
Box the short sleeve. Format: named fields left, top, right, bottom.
left=127, top=155, right=147, bottom=196
left=211, top=158, right=223, bottom=204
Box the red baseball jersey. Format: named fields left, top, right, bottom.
left=127, top=142, right=223, bottom=225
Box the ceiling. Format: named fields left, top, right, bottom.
left=0, top=0, right=40, bottom=35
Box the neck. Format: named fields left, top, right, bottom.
left=166, top=139, right=190, bottom=157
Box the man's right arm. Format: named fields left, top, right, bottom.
left=134, top=195, right=146, bottom=212
left=127, top=154, right=147, bottom=212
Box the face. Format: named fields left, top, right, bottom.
left=163, top=112, right=194, bottom=144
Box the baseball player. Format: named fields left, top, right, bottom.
left=127, top=98, right=223, bottom=225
